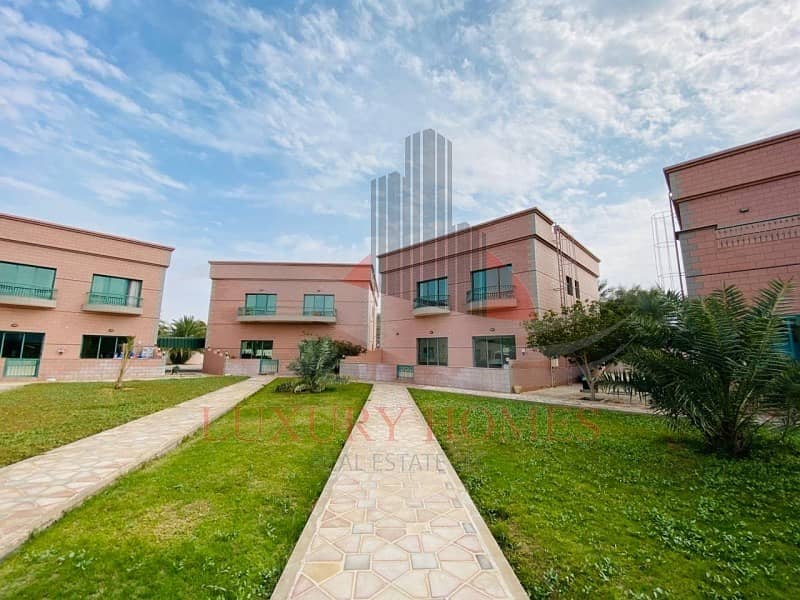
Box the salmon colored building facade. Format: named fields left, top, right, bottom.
left=665, top=129, right=800, bottom=358
left=0, top=213, right=172, bottom=381
left=342, top=207, right=600, bottom=392
left=203, top=261, right=377, bottom=376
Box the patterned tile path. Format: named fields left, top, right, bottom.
left=272, top=383, right=528, bottom=599
left=0, top=375, right=271, bottom=561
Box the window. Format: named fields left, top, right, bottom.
left=303, top=294, right=335, bottom=316
left=240, top=340, right=273, bottom=359
left=575, top=279, right=581, bottom=300
left=80, top=335, right=131, bottom=359
left=244, top=293, right=276, bottom=315
left=0, top=261, right=55, bottom=298
left=470, top=265, right=513, bottom=301
left=566, top=276, right=574, bottom=297
left=417, top=337, right=448, bottom=366
left=0, top=331, right=44, bottom=358
left=416, top=277, right=448, bottom=307
left=89, top=275, right=142, bottom=306
left=473, top=336, right=516, bottom=368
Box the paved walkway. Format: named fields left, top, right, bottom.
left=272, top=383, right=528, bottom=599
left=407, top=383, right=654, bottom=416
left=0, top=375, right=270, bottom=561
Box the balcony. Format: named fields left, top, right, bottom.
left=0, top=282, right=57, bottom=309
left=81, top=292, right=143, bottom=315
left=237, top=306, right=337, bottom=323
left=465, top=285, right=517, bottom=312
left=412, top=295, right=450, bottom=317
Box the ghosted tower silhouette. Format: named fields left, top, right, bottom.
left=371, top=129, right=453, bottom=259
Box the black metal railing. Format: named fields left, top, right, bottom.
left=466, top=285, right=515, bottom=303
left=237, top=306, right=277, bottom=316
left=302, top=308, right=336, bottom=317
left=413, top=295, right=449, bottom=309
left=86, top=292, right=142, bottom=307
left=0, top=282, right=56, bottom=300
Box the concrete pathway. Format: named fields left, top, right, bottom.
left=0, top=375, right=270, bottom=561
left=407, top=382, right=654, bottom=416
left=0, top=382, right=32, bottom=394
left=272, top=383, right=528, bottom=599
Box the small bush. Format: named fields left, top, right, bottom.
left=273, top=380, right=300, bottom=393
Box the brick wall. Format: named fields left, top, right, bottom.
left=667, top=130, right=800, bottom=308
left=42, top=358, right=165, bottom=382
left=341, top=362, right=514, bottom=393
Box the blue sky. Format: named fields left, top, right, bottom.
left=1, top=0, right=798, bottom=320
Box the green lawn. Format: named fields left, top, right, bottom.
left=0, top=377, right=247, bottom=467
left=0, top=381, right=371, bottom=598
left=411, top=389, right=800, bottom=599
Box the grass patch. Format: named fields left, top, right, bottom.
left=0, top=380, right=371, bottom=598
left=0, top=376, right=248, bottom=467
left=411, top=389, right=800, bottom=599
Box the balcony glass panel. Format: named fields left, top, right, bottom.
left=88, top=275, right=142, bottom=306
left=468, top=265, right=513, bottom=302
left=415, top=277, right=448, bottom=307
left=243, top=294, right=277, bottom=315
left=303, top=294, right=335, bottom=316
left=0, top=261, right=56, bottom=299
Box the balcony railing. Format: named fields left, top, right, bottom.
left=413, top=295, right=449, bottom=309
left=237, top=306, right=336, bottom=322
left=0, top=282, right=56, bottom=300
left=302, top=308, right=336, bottom=317
left=85, top=292, right=142, bottom=308
left=237, top=306, right=277, bottom=317
left=466, top=285, right=515, bottom=303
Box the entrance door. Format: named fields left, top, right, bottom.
left=259, top=359, right=279, bottom=375
left=1, top=331, right=44, bottom=377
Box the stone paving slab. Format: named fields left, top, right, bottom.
left=272, top=383, right=528, bottom=599
left=393, top=382, right=654, bottom=416
left=0, top=375, right=270, bottom=561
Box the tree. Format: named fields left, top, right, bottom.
left=525, top=301, right=634, bottom=401
left=607, top=281, right=800, bottom=456
left=114, top=336, right=135, bottom=390
left=163, top=315, right=207, bottom=365
left=288, top=337, right=339, bottom=393
left=332, top=339, right=366, bottom=358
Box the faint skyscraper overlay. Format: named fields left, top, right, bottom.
left=371, top=129, right=453, bottom=259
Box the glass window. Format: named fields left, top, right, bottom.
left=0, top=331, right=44, bottom=361
left=303, top=294, right=335, bottom=315
left=575, top=279, right=581, bottom=299
left=416, top=337, right=448, bottom=366
left=240, top=340, right=273, bottom=359
left=416, top=277, right=448, bottom=306
left=470, top=265, right=512, bottom=300
left=0, top=261, right=56, bottom=297
left=245, top=294, right=276, bottom=315
left=566, top=276, right=574, bottom=296
left=21, top=333, right=44, bottom=359
left=473, top=336, right=517, bottom=368
left=0, top=332, right=23, bottom=358
left=90, top=275, right=142, bottom=305
left=80, top=335, right=130, bottom=359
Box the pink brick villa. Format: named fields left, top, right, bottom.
left=0, top=213, right=172, bottom=381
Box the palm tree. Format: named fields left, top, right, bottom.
left=288, top=337, right=338, bottom=392
left=163, top=315, right=206, bottom=365
left=608, top=281, right=800, bottom=456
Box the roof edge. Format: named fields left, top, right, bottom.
left=378, top=206, right=601, bottom=263
left=664, top=128, right=800, bottom=175
left=0, top=212, right=175, bottom=252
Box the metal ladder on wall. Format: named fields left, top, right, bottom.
left=554, top=224, right=578, bottom=309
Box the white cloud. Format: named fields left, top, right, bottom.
left=86, top=0, right=111, bottom=10
left=54, top=0, right=82, bottom=17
